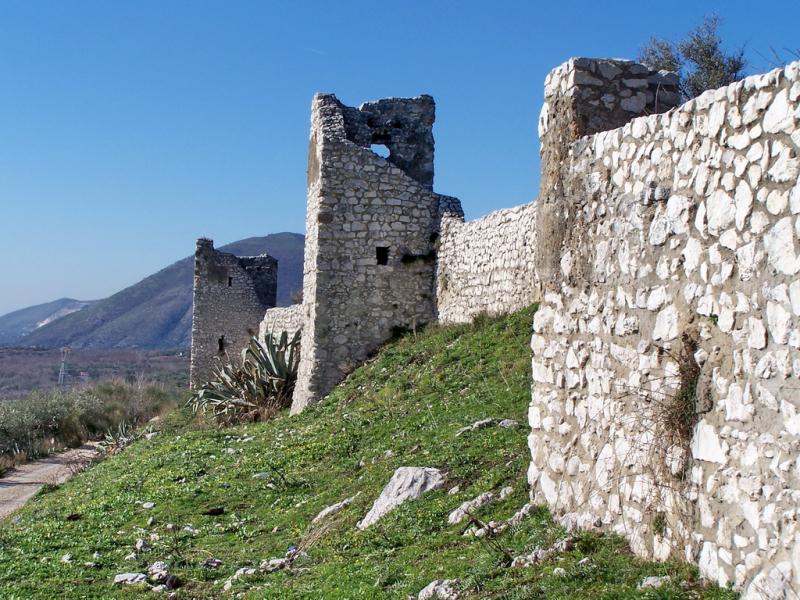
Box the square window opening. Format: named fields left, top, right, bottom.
left=376, top=246, right=389, bottom=265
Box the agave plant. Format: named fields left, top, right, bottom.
left=189, top=329, right=301, bottom=425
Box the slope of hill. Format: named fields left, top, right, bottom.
left=0, top=299, right=95, bottom=345
left=0, top=307, right=731, bottom=599
left=17, top=233, right=304, bottom=350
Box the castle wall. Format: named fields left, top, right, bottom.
left=290, top=94, right=462, bottom=413
left=435, top=202, right=538, bottom=323
left=259, top=304, right=305, bottom=341
left=190, top=239, right=277, bottom=387
left=528, top=59, right=800, bottom=596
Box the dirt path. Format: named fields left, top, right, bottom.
left=0, top=446, right=98, bottom=519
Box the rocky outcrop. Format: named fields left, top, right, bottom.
left=357, top=467, right=444, bottom=529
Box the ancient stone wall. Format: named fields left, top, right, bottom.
left=290, top=93, right=462, bottom=413
left=259, top=304, right=305, bottom=341
left=529, top=59, right=800, bottom=596
left=436, top=202, right=538, bottom=323
left=190, top=238, right=277, bottom=387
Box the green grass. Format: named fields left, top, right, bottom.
left=0, top=307, right=736, bottom=599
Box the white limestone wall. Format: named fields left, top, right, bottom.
left=259, top=304, right=305, bottom=341
left=529, top=62, right=800, bottom=597
left=436, top=203, right=539, bottom=324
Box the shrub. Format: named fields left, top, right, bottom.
left=0, top=379, right=177, bottom=469
left=188, top=331, right=300, bottom=425
left=639, top=15, right=746, bottom=99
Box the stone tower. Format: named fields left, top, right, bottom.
left=190, top=238, right=278, bottom=387
left=290, top=94, right=462, bottom=413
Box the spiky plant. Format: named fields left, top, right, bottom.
left=188, top=330, right=301, bottom=425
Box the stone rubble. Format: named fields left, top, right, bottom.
left=113, top=572, right=147, bottom=585
left=416, top=579, right=460, bottom=600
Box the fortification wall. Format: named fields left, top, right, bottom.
left=529, top=60, right=800, bottom=596
left=436, top=202, right=538, bottom=323
left=190, top=239, right=277, bottom=387
left=290, top=94, right=463, bottom=413
left=259, top=304, right=305, bottom=341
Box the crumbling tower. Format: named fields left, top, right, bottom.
left=290, top=94, right=462, bottom=413
left=190, top=238, right=278, bottom=387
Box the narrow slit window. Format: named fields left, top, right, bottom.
left=217, top=335, right=225, bottom=354
left=376, top=246, right=389, bottom=265
left=228, top=277, right=233, bottom=287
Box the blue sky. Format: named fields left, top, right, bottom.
left=1, top=0, right=798, bottom=315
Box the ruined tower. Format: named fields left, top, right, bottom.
left=290, top=94, right=462, bottom=413
left=190, top=238, right=278, bottom=387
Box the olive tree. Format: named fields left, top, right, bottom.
left=638, top=15, right=746, bottom=99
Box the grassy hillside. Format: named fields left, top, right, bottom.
left=0, top=307, right=734, bottom=599
left=18, top=233, right=304, bottom=351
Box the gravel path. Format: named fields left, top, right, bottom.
left=0, top=446, right=98, bottom=519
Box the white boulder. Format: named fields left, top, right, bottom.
left=357, top=467, right=444, bottom=529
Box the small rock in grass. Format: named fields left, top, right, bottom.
left=312, top=493, right=360, bottom=524
left=499, top=486, right=514, bottom=499
left=455, top=418, right=495, bottom=437
left=222, top=567, right=256, bottom=592
left=553, top=567, right=567, bottom=577
left=417, top=578, right=460, bottom=599
left=183, top=525, right=199, bottom=535
left=148, top=561, right=169, bottom=576
left=61, top=553, right=72, bottom=564
left=202, top=558, right=223, bottom=569
left=135, top=539, right=151, bottom=552
left=142, top=502, right=155, bottom=509
left=147, top=517, right=156, bottom=526
left=252, top=472, right=270, bottom=479
left=577, top=557, right=590, bottom=566
left=114, top=572, right=147, bottom=585
left=260, top=557, right=288, bottom=573
left=448, top=492, right=496, bottom=524
left=639, top=575, right=671, bottom=589
left=498, top=419, right=518, bottom=428
left=447, top=485, right=460, bottom=496
left=124, top=552, right=137, bottom=561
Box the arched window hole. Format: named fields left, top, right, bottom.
left=371, top=144, right=390, bottom=158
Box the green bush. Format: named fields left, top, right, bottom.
left=0, top=380, right=178, bottom=465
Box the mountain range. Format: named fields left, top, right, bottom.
left=1, top=233, right=304, bottom=350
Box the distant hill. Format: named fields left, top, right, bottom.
left=14, top=233, right=304, bottom=350
left=0, top=298, right=96, bottom=345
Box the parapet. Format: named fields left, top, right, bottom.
left=536, top=58, right=682, bottom=288
left=311, top=93, right=436, bottom=189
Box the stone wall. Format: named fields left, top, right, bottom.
left=529, top=59, right=800, bottom=596
left=436, top=202, right=538, bottom=323
left=190, top=238, right=278, bottom=387
left=290, top=93, right=462, bottom=413
left=259, top=304, right=305, bottom=341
